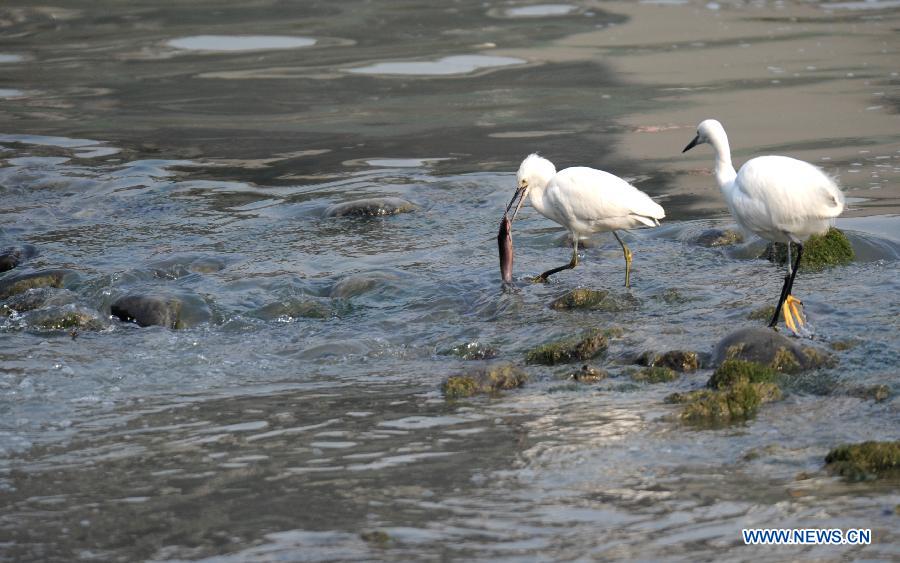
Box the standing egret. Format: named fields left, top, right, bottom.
left=682, top=119, right=845, bottom=335
left=504, top=154, right=665, bottom=285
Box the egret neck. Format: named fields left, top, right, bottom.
left=707, top=126, right=737, bottom=192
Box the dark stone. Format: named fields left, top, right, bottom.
left=549, top=288, right=638, bottom=312
left=110, top=293, right=210, bottom=329
left=0, top=269, right=72, bottom=300
left=324, top=197, right=416, bottom=218
left=570, top=364, right=607, bottom=383
left=0, top=245, right=37, bottom=272
left=712, top=327, right=835, bottom=373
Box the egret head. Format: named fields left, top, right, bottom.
left=683, top=119, right=725, bottom=153
left=506, top=154, right=556, bottom=222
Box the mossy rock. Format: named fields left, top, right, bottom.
left=694, top=228, right=744, bottom=247
left=631, top=366, right=679, bottom=384
left=439, top=342, right=499, bottom=361
left=713, top=327, right=835, bottom=374
left=763, top=227, right=854, bottom=270
left=824, top=441, right=900, bottom=481
left=670, top=381, right=782, bottom=425
left=441, top=363, right=527, bottom=399
left=747, top=305, right=777, bottom=322
left=708, top=359, right=779, bottom=389
left=324, top=197, right=417, bottom=218
left=637, top=350, right=700, bottom=372
left=549, top=288, right=638, bottom=312
left=0, top=269, right=72, bottom=300
left=525, top=328, right=609, bottom=366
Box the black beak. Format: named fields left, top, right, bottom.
left=682, top=135, right=700, bottom=153
left=504, top=186, right=525, bottom=221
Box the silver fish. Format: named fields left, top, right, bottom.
left=498, top=214, right=513, bottom=283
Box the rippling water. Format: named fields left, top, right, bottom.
left=1, top=1, right=899, bottom=561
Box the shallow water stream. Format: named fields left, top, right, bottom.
left=1, top=1, right=899, bottom=561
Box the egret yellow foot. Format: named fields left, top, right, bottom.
left=782, top=294, right=806, bottom=335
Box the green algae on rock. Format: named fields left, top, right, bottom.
left=0, top=269, right=73, bottom=300
left=525, top=328, right=609, bottom=366
left=568, top=364, right=608, bottom=383
left=548, top=288, right=638, bottom=312
left=694, top=228, right=744, bottom=247
left=668, top=359, right=783, bottom=425
left=713, top=327, right=835, bottom=373
left=631, top=366, right=679, bottom=384
left=27, top=305, right=108, bottom=332
left=825, top=441, right=900, bottom=481
left=637, top=350, right=700, bottom=372
left=441, top=363, right=527, bottom=399
left=763, top=227, right=854, bottom=269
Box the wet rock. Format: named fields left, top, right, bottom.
left=747, top=305, right=777, bottom=322
left=324, top=197, right=417, bottom=218
left=631, top=366, right=679, bottom=383
left=254, top=299, right=331, bottom=320
left=525, top=328, right=609, bottom=366
left=439, top=342, right=499, bottom=361
left=845, top=384, right=890, bottom=403
left=829, top=338, right=861, bottom=352
left=0, top=244, right=37, bottom=272
left=330, top=272, right=399, bottom=298
left=762, top=227, right=854, bottom=270
left=2, top=287, right=55, bottom=314
left=189, top=257, right=226, bottom=274
left=0, top=269, right=73, bottom=300
left=694, top=228, right=744, bottom=247
left=667, top=359, right=783, bottom=425
left=548, top=288, right=638, bottom=312
left=824, top=441, right=900, bottom=481
left=655, top=288, right=694, bottom=304
left=637, top=350, right=700, bottom=372
left=441, top=363, right=527, bottom=399
left=568, top=364, right=607, bottom=383
left=25, top=304, right=108, bottom=331
left=712, top=327, right=835, bottom=374
left=110, top=293, right=210, bottom=329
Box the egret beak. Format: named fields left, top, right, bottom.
left=511, top=186, right=528, bottom=222
left=682, top=135, right=701, bottom=153
left=505, top=186, right=527, bottom=223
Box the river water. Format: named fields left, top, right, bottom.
left=1, top=1, right=899, bottom=561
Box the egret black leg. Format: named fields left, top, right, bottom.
left=534, top=237, right=579, bottom=283
left=769, top=243, right=804, bottom=328
left=613, top=231, right=633, bottom=288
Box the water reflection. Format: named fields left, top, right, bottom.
left=166, top=35, right=317, bottom=52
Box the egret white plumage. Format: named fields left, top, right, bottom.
left=504, top=154, right=665, bottom=285
left=682, top=119, right=845, bottom=335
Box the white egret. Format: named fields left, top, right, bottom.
left=504, top=154, right=665, bottom=285
left=682, top=119, right=845, bottom=335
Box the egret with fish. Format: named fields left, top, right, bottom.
left=682, top=119, right=845, bottom=335
left=503, top=154, right=665, bottom=285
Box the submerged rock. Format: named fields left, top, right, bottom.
left=747, top=305, right=777, bottom=322
left=712, top=327, right=835, bottom=373
left=0, top=269, right=73, bottom=300
left=694, top=228, right=744, bottom=247
left=441, top=363, right=527, bottom=399
left=824, top=441, right=900, bottom=481
left=762, top=227, right=854, bottom=269
left=439, top=342, right=499, bottom=361
left=525, top=328, right=609, bottom=366
left=110, top=293, right=210, bottom=329
left=548, top=288, right=638, bottom=312
left=324, top=197, right=417, bottom=218
left=845, top=384, right=890, bottom=403
left=0, top=245, right=37, bottom=272
left=568, top=364, right=608, bottom=383
left=254, top=299, right=331, bottom=320
left=25, top=304, right=108, bottom=331
left=637, top=350, right=700, bottom=372
left=329, top=272, right=399, bottom=299
left=631, top=366, right=679, bottom=383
